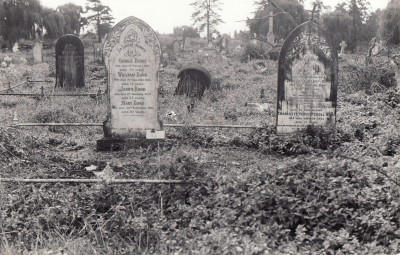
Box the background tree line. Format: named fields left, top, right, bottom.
left=0, top=0, right=114, bottom=45
left=247, top=0, right=400, bottom=49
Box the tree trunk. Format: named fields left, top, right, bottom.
left=97, top=14, right=101, bottom=43
left=207, top=0, right=210, bottom=44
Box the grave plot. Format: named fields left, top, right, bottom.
left=276, top=21, right=338, bottom=134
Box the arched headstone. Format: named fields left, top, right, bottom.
left=55, top=35, right=85, bottom=89
left=276, top=21, right=338, bottom=134
left=171, top=40, right=181, bottom=59
left=220, top=36, right=229, bottom=54
left=101, top=16, right=162, bottom=147
left=174, top=65, right=211, bottom=99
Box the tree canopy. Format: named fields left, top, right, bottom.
left=85, top=0, right=114, bottom=42
left=381, top=0, right=400, bottom=44
left=173, top=26, right=200, bottom=38
left=191, top=0, right=224, bottom=43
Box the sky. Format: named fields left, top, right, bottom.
left=39, top=0, right=391, bottom=36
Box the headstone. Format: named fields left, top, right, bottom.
left=33, top=39, right=43, bottom=63
left=55, top=34, right=85, bottom=89
left=94, top=42, right=102, bottom=60
left=220, top=36, right=229, bottom=54
left=12, top=42, right=19, bottom=53
left=372, top=42, right=381, bottom=55
left=101, top=16, right=162, bottom=148
left=172, top=40, right=181, bottom=58
left=340, top=41, right=347, bottom=54
left=267, top=11, right=275, bottom=45
left=208, top=40, right=213, bottom=48
left=276, top=21, right=338, bottom=134
left=174, top=65, right=212, bottom=99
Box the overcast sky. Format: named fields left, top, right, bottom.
left=40, top=0, right=391, bottom=36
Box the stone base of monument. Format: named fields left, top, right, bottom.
left=96, top=137, right=125, bottom=151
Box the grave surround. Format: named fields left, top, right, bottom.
left=102, top=16, right=162, bottom=141
left=276, top=21, right=338, bottom=134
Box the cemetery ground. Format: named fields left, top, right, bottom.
left=0, top=46, right=400, bottom=255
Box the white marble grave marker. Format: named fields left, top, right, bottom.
left=102, top=16, right=162, bottom=140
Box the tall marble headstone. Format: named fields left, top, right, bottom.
left=33, top=39, right=43, bottom=63
left=55, top=35, right=85, bottom=89
left=276, top=21, right=338, bottom=134
left=102, top=16, right=162, bottom=143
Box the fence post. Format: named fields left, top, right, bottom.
left=41, top=86, right=44, bottom=98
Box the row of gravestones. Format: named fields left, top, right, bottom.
left=18, top=16, right=337, bottom=149
left=94, top=16, right=338, bottom=150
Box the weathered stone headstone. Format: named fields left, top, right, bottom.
left=12, top=42, right=19, bottom=53
left=55, top=34, right=85, bottom=89
left=340, top=41, right=347, bottom=54
left=33, top=39, right=43, bottom=63
left=267, top=11, right=275, bottom=45
left=208, top=40, right=213, bottom=48
left=220, top=36, right=229, bottom=54
left=174, top=65, right=212, bottom=99
left=94, top=42, right=102, bottom=60
left=172, top=40, right=181, bottom=58
left=277, top=21, right=338, bottom=134
left=101, top=16, right=162, bottom=148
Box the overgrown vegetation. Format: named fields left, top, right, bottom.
left=1, top=44, right=400, bottom=254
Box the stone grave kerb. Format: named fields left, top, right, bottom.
left=101, top=16, right=162, bottom=145
left=276, top=21, right=338, bottom=134
left=55, top=34, right=85, bottom=88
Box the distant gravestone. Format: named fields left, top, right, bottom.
left=340, top=41, right=347, bottom=54
left=220, top=36, right=229, bottom=54
left=100, top=16, right=162, bottom=148
left=172, top=40, right=181, bottom=58
left=12, top=42, right=19, bottom=53
left=55, top=34, right=85, bottom=89
left=277, top=21, right=338, bottom=134
left=33, top=39, right=43, bottom=63
left=94, top=42, right=102, bottom=60
left=208, top=40, right=213, bottom=48
left=267, top=11, right=275, bottom=45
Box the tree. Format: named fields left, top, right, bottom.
left=250, top=0, right=308, bottom=41
left=381, top=0, right=400, bottom=44
left=1, top=0, right=42, bottom=43
left=42, top=7, right=65, bottom=39
left=84, top=0, right=114, bottom=42
left=173, top=26, right=200, bottom=38
left=57, top=3, right=83, bottom=35
left=191, top=0, right=224, bottom=43
left=322, top=8, right=352, bottom=48
left=348, top=0, right=371, bottom=50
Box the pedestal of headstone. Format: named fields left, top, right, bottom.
left=33, top=39, right=43, bottom=63
left=99, top=16, right=163, bottom=150
left=55, top=35, right=85, bottom=89
left=276, top=21, right=338, bottom=134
